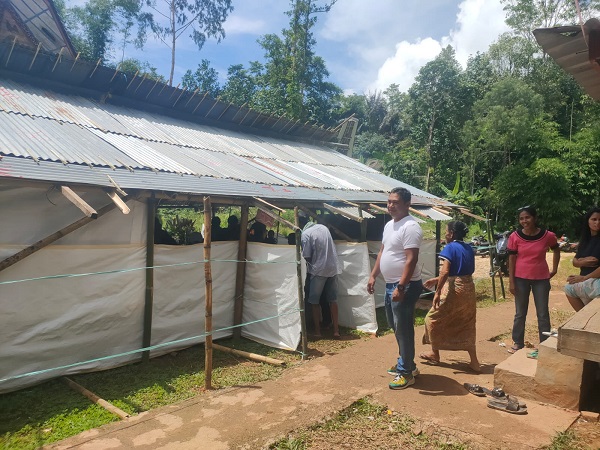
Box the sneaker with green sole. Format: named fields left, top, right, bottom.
left=389, top=374, right=415, bottom=390
left=387, top=365, right=420, bottom=377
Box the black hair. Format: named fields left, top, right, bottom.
left=517, top=206, right=537, bottom=218
left=447, top=221, right=468, bottom=241
left=390, top=187, right=411, bottom=203
left=579, top=206, right=600, bottom=249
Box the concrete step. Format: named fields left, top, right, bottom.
left=494, top=338, right=584, bottom=410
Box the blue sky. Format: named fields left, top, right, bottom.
left=70, top=0, right=511, bottom=94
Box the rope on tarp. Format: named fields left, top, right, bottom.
left=0, top=257, right=299, bottom=286
left=0, top=307, right=305, bottom=384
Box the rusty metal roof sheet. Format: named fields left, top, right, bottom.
left=533, top=19, right=600, bottom=101
left=0, top=78, right=454, bottom=211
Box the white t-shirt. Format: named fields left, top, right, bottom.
left=380, top=216, right=423, bottom=283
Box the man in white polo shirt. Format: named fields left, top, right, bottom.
left=368, top=187, right=423, bottom=390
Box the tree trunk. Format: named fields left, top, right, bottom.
left=169, top=2, right=176, bottom=86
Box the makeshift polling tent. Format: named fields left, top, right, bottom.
left=0, top=35, right=457, bottom=393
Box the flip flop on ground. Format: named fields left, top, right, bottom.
left=463, top=384, right=527, bottom=407
left=487, top=396, right=528, bottom=415
left=463, top=383, right=486, bottom=397
left=419, top=353, right=440, bottom=365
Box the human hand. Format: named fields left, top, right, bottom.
left=367, top=276, right=376, bottom=295
left=392, top=287, right=405, bottom=302
left=509, top=281, right=515, bottom=295
left=567, top=275, right=585, bottom=284
left=579, top=257, right=599, bottom=267
left=432, top=292, right=441, bottom=310
left=423, top=278, right=437, bottom=291
left=549, top=270, right=557, bottom=279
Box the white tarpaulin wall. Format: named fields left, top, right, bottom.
left=0, top=186, right=147, bottom=393
left=368, top=240, right=437, bottom=308
left=0, top=185, right=408, bottom=392
left=242, top=241, right=377, bottom=351
left=152, top=242, right=238, bottom=355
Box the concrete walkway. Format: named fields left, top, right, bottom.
left=47, top=293, right=579, bottom=450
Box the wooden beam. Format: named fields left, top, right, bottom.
left=458, top=208, right=486, bottom=222
left=213, top=343, right=285, bottom=366
left=323, top=203, right=363, bottom=223
left=0, top=202, right=117, bottom=273
left=295, top=206, right=308, bottom=360
left=432, top=206, right=453, bottom=216
left=368, top=203, right=388, bottom=214
left=62, top=378, right=130, bottom=419
left=142, top=196, right=155, bottom=363
left=253, top=196, right=285, bottom=213
left=408, top=207, right=430, bottom=219
left=297, top=205, right=357, bottom=242
left=61, top=186, right=97, bottom=218
left=203, top=197, right=214, bottom=390
left=233, top=204, right=249, bottom=339
left=106, top=191, right=130, bottom=214
left=253, top=203, right=300, bottom=231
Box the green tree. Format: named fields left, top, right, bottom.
left=408, top=46, right=464, bottom=193
left=221, top=64, right=257, bottom=106
left=58, top=0, right=149, bottom=62
left=145, top=0, right=233, bottom=85
left=461, top=78, right=549, bottom=193
left=252, top=0, right=341, bottom=124
left=493, top=158, right=573, bottom=231
left=181, top=59, right=220, bottom=96
left=117, top=58, right=166, bottom=82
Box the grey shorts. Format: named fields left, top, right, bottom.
left=564, top=278, right=600, bottom=305
left=307, top=274, right=338, bottom=305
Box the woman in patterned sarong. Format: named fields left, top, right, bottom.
left=420, top=221, right=481, bottom=372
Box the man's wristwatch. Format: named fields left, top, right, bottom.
left=396, top=284, right=406, bottom=292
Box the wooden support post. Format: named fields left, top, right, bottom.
left=63, top=377, right=130, bottom=419
left=409, top=207, right=430, bottom=219
left=0, top=202, right=117, bottom=273
left=233, top=204, right=249, bottom=339
left=203, top=197, right=214, bottom=390
left=61, top=186, right=98, bottom=218
left=295, top=207, right=308, bottom=359
left=213, top=343, right=285, bottom=366
left=435, top=220, right=441, bottom=277
left=359, top=208, right=367, bottom=242
left=142, top=196, right=155, bottom=363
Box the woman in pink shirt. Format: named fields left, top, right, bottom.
left=507, top=206, right=560, bottom=355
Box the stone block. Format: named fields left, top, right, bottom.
left=494, top=338, right=584, bottom=411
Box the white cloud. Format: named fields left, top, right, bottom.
left=370, top=38, right=443, bottom=92
left=444, top=0, right=511, bottom=66
left=368, top=0, right=510, bottom=93
left=224, top=16, right=268, bottom=35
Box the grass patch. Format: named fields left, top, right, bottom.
left=270, top=397, right=471, bottom=449
left=0, top=337, right=303, bottom=449
left=543, top=430, right=587, bottom=450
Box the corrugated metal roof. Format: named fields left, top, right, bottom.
left=533, top=20, right=600, bottom=101
left=0, top=78, right=456, bottom=211
left=412, top=206, right=453, bottom=221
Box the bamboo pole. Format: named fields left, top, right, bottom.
left=203, top=197, right=213, bottom=390
left=233, top=204, right=249, bottom=339
left=62, top=377, right=130, bottom=419
left=213, top=343, right=285, bottom=366
left=295, top=207, right=308, bottom=359
left=142, top=196, right=155, bottom=363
